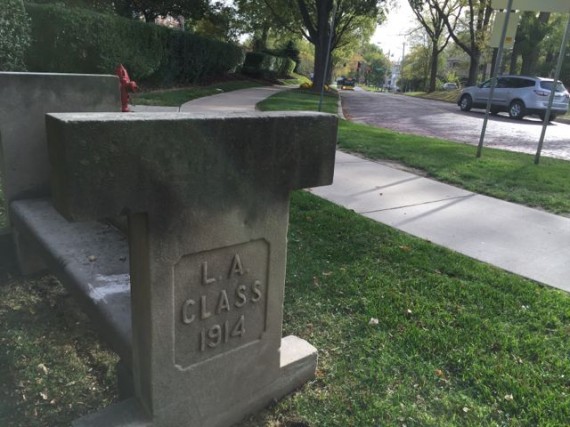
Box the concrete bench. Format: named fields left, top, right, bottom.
left=10, top=198, right=133, bottom=364
left=1, top=73, right=338, bottom=426
left=44, top=111, right=337, bottom=426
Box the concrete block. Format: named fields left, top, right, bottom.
left=0, top=72, right=120, bottom=211
left=46, top=111, right=337, bottom=426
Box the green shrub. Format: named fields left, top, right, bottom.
left=0, top=0, right=31, bottom=71
left=152, top=30, right=244, bottom=85
left=24, top=3, right=244, bottom=84
left=242, top=52, right=295, bottom=79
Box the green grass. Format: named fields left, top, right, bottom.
left=1, top=85, right=569, bottom=426
left=2, top=192, right=569, bottom=426
left=407, top=90, right=461, bottom=103
left=131, top=80, right=265, bottom=106
left=259, top=90, right=570, bottom=216
left=277, top=72, right=312, bottom=86
left=257, top=88, right=339, bottom=115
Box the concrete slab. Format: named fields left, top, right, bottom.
left=312, top=151, right=570, bottom=293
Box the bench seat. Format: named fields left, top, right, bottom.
left=10, top=199, right=133, bottom=365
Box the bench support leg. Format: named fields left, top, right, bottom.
left=12, top=228, right=47, bottom=276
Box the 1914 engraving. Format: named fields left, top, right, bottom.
left=174, top=240, right=269, bottom=368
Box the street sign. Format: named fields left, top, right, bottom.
left=492, top=0, right=570, bottom=12
left=490, top=11, right=520, bottom=48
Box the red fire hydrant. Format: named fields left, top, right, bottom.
left=116, top=64, right=138, bottom=112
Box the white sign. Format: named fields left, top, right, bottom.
left=492, top=0, right=570, bottom=13
left=489, top=11, right=521, bottom=48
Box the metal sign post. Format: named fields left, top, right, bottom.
left=476, top=0, right=514, bottom=158
left=534, top=15, right=570, bottom=164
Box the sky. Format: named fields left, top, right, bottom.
left=371, top=1, right=418, bottom=62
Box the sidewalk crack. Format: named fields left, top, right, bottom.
left=358, top=194, right=476, bottom=215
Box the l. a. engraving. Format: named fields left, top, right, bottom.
left=174, top=240, right=269, bottom=368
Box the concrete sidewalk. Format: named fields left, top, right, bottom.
left=133, top=85, right=570, bottom=293
left=131, top=85, right=291, bottom=113
left=311, top=152, right=570, bottom=293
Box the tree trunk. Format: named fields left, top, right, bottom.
left=311, top=0, right=333, bottom=92
left=509, top=42, right=520, bottom=74
left=428, top=43, right=439, bottom=92
left=467, top=47, right=481, bottom=86
left=521, top=49, right=540, bottom=75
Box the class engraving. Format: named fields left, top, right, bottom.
left=174, top=240, right=269, bottom=368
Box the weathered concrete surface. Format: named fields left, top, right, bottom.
left=10, top=199, right=132, bottom=363
left=46, top=112, right=337, bottom=221
left=47, top=111, right=337, bottom=427
left=0, top=72, right=120, bottom=209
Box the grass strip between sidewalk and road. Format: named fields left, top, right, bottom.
left=406, top=90, right=570, bottom=121
left=258, top=89, right=570, bottom=216
left=1, top=192, right=569, bottom=426
left=131, top=80, right=265, bottom=107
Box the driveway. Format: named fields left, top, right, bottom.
left=340, top=90, right=570, bottom=160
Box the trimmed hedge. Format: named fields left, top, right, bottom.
left=242, top=52, right=296, bottom=79
left=0, top=0, right=31, bottom=71
left=24, top=3, right=244, bottom=84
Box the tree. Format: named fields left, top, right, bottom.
left=434, top=0, right=493, bottom=85
left=359, top=43, right=390, bottom=87
left=409, top=0, right=459, bottom=92
left=190, top=1, right=240, bottom=42
left=235, top=0, right=282, bottom=50
left=260, top=0, right=385, bottom=91
left=0, top=0, right=31, bottom=71
left=116, top=0, right=209, bottom=22
left=508, top=11, right=552, bottom=75
left=400, top=43, right=432, bottom=91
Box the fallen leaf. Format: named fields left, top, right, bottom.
left=368, top=318, right=379, bottom=325
left=504, top=394, right=514, bottom=401
left=37, top=363, right=49, bottom=375
left=39, top=391, right=48, bottom=400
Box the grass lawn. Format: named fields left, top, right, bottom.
left=258, top=88, right=339, bottom=115
left=259, top=90, right=570, bottom=216
left=1, top=87, right=569, bottom=426
left=131, top=80, right=265, bottom=106
left=1, top=192, right=569, bottom=426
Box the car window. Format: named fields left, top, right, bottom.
left=497, top=78, right=509, bottom=88
left=480, top=79, right=492, bottom=88
left=540, top=81, right=566, bottom=92
left=521, top=79, right=535, bottom=88
left=506, top=78, right=521, bottom=88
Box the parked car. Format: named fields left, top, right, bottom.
left=457, top=75, right=570, bottom=121
left=443, top=82, right=458, bottom=90
left=337, top=77, right=356, bottom=90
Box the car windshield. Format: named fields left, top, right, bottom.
left=540, top=81, right=566, bottom=92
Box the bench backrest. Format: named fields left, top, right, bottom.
left=0, top=72, right=120, bottom=221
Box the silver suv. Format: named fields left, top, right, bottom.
left=457, top=75, right=570, bottom=121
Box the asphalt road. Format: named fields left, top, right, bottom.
left=340, top=89, right=570, bottom=160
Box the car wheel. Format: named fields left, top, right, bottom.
left=508, top=100, right=526, bottom=120
left=459, top=95, right=472, bottom=112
